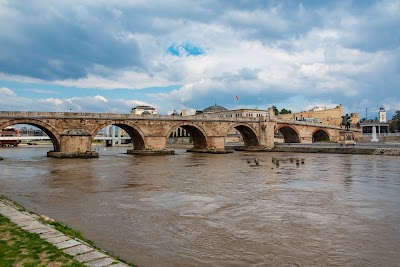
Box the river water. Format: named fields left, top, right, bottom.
left=0, top=146, right=399, bottom=267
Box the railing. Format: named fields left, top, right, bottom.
left=276, top=119, right=353, bottom=130
left=0, top=111, right=265, bottom=122
left=0, top=136, right=131, bottom=141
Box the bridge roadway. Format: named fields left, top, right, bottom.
left=0, top=136, right=131, bottom=141
left=0, top=111, right=359, bottom=158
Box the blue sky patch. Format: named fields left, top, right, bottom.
left=167, top=43, right=204, bottom=57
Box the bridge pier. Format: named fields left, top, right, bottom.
left=257, top=120, right=275, bottom=149
left=206, top=136, right=230, bottom=153
left=188, top=136, right=233, bottom=153
left=47, top=129, right=99, bottom=158
left=127, top=136, right=174, bottom=155
left=300, top=136, right=313, bottom=144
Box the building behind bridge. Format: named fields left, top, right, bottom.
left=131, top=105, right=157, bottom=115
left=278, top=104, right=360, bottom=127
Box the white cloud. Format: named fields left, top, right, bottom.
left=0, top=87, right=16, bottom=96
left=44, top=98, right=63, bottom=106
left=0, top=0, right=398, bottom=116
left=54, top=70, right=175, bottom=89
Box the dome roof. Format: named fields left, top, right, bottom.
left=171, top=110, right=180, bottom=116
left=203, top=104, right=228, bottom=113
left=141, top=111, right=151, bottom=115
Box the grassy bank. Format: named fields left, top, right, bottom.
left=0, top=214, right=85, bottom=267
left=0, top=195, right=136, bottom=267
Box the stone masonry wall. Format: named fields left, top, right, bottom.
left=279, top=105, right=348, bottom=126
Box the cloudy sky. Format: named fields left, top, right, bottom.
left=0, top=0, right=399, bottom=119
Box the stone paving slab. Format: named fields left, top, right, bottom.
left=40, top=231, right=65, bottom=240
left=0, top=206, right=17, bottom=213
left=85, top=257, right=116, bottom=267
left=54, top=239, right=82, bottom=249
left=75, top=250, right=107, bottom=262
left=12, top=218, right=39, bottom=227
left=107, top=263, right=130, bottom=267
left=21, top=222, right=47, bottom=231
left=29, top=227, right=53, bottom=234
left=45, top=235, right=71, bottom=244
left=62, top=244, right=94, bottom=256
left=9, top=213, right=33, bottom=220
left=2, top=210, right=23, bottom=218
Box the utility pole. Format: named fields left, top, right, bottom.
left=365, top=108, right=368, bottom=120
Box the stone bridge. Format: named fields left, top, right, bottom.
left=0, top=111, right=360, bottom=157
left=275, top=119, right=360, bottom=144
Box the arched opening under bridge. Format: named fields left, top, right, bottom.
left=93, top=123, right=145, bottom=150
left=225, top=124, right=259, bottom=149
left=312, top=129, right=330, bottom=142
left=168, top=126, right=191, bottom=147
left=168, top=124, right=207, bottom=151
left=0, top=121, right=60, bottom=152
left=275, top=125, right=300, bottom=143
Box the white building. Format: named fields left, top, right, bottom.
left=197, top=105, right=274, bottom=119
left=379, top=107, right=386, bottom=123
left=131, top=105, right=157, bottom=115
left=310, top=106, right=325, bottom=112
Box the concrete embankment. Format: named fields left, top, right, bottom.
left=0, top=197, right=133, bottom=267
left=266, top=146, right=400, bottom=155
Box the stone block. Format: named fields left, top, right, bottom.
left=74, top=250, right=107, bottom=262
left=39, top=229, right=64, bottom=239
left=85, top=257, right=116, bottom=267
left=62, top=244, right=94, bottom=256
left=45, top=235, right=71, bottom=244
left=54, top=239, right=81, bottom=249
left=12, top=219, right=38, bottom=227
left=21, top=222, right=47, bottom=231
left=29, top=227, right=53, bottom=234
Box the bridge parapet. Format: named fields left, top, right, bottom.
left=277, top=119, right=360, bottom=131
left=0, top=111, right=268, bottom=123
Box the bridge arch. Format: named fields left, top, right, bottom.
left=275, top=125, right=300, bottom=143
left=227, top=123, right=259, bottom=148
left=0, top=119, right=61, bottom=151
left=167, top=122, right=208, bottom=150
left=312, top=129, right=330, bottom=142
left=92, top=121, right=146, bottom=150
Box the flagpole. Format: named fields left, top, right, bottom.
left=235, top=95, right=238, bottom=110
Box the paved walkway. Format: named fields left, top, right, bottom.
left=0, top=199, right=130, bottom=267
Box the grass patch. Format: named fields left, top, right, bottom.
left=0, top=214, right=86, bottom=267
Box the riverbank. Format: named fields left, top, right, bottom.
left=0, top=213, right=85, bottom=267
left=0, top=195, right=135, bottom=267
left=265, top=143, right=400, bottom=155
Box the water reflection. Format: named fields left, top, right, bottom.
left=0, top=146, right=400, bottom=267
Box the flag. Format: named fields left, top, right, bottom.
left=236, top=95, right=239, bottom=100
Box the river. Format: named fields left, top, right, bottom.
left=0, top=146, right=399, bottom=266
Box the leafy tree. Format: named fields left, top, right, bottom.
left=280, top=108, right=292, bottom=114
left=389, top=110, right=400, bottom=132
left=272, top=105, right=279, bottom=115
left=395, top=110, right=400, bottom=119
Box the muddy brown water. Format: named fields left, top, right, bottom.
left=0, top=146, right=399, bottom=266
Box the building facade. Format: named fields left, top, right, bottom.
left=131, top=105, right=157, bottom=115
left=278, top=105, right=360, bottom=127
left=379, top=107, right=386, bottom=123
